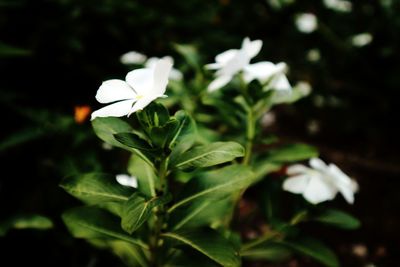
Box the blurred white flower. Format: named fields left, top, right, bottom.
left=351, top=33, right=373, bottom=47
left=295, top=81, right=312, bottom=96
left=116, top=174, right=138, bottom=188
left=306, top=48, right=321, bottom=62
left=295, top=13, right=317, bottom=33
left=261, top=111, right=276, bottom=128
left=120, top=51, right=147, bottom=65
left=145, top=56, right=183, bottom=81
left=323, top=0, right=352, bottom=12
left=283, top=158, right=358, bottom=204
left=91, top=59, right=172, bottom=120
left=206, top=37, right=262, bottom=91
left=244, top=62, right=291, bottom=91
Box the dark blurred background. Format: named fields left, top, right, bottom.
left=1, top=0, right=399, bottom=266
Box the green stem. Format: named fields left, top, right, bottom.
left=242, top=107, right=255, bottom=165
left=150, top=157, right=169, bottom=267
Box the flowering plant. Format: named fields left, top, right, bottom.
left=61, top=38, right=359, bottom=267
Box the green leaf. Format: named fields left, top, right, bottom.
left=149, top=119, right=179, bottom=148
left=169, top=110, right=197, bottom=153
left=60, top=173, right=133, bottom=204
left=165, top=249, right=220, bottom=267
left=0, top=214, right=53, bottom=236
left=136, top=102, right=170, bottom=130
left=264, top=144, right=318, bottom=162
left=108, top=241, right=150, bottom=267
left=0, top=127, right=45, bottom=151
left=0, top=42, right=31, bottom=57
left=173, top=43, right=200, bottom=69
left=168, top=198, right=232, bottom=231
left=121, top=193, right=171, bottom=234
left=241, top=243, right=291, bottom=261
left=62, top=206, right=148, bottom=249
left=114, top=132, right=155, bottom=151
left=171, top=142, right=245, bottom=171
left=282, top=238, right=339, bottom=267
left=92, top=117, right=133, bottom=148
left=253, top=159, right=282, bottom=184
left=168, top=165, right=253, bottom=213
left=314, top=209, right=361, bottom=230
left=128, top=155, right=159, bottom=197
left=162, top=228, right=240, bottom=267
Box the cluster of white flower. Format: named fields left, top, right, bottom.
left=92, top=37, right=358, bottom=205
left=283, top=158, right=358, bottom=204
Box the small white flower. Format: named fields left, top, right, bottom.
left=91, top=59, right=172, bottom=120
left=145, top=56, right=183, bottom=81
left=306, top=48, right=321, bottom=62
left=283, top=158, right=358, bottom=204
left=116, top=174, right=138, bottom=188
left=243, top=62, right=291, bottom=91
left=206, top=37, right=262, bottom=91
left=323, top=0, right=352, bottom=13
left=120, top=51, right=147, bottom=65
left=295, top=13, right=318, bottom=33
left=351, top=33, right=373, bottom=47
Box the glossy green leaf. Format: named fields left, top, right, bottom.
left=108, top=241, right=150, bottom=267
left=114, top=132, right=154, bottom=151
left=149, top=119, right=179, bottom=148
left=168, top=198, right=232, bottom=230
left=169, top=110, right=197, bottom=154
left=241, top=243, right=291, bottom=261
left=60, top=173, right=133, bottom=204
left=264, top=144, right=318, bottom=162
left=168, top=165, right=253, bottom=213
left=92, top=117, right=133, bottom=148
left=62, top=206, right=148, bottom=249
left=315, top=209, right=361, bottom=230
left=253, top=159, right=282, bottom=184
left=162, top=228, right=240, bottom=267
left=121, top=192, right=171, bottom=234
left=171, top=142, right=245, bottom=171
left=128, top=155, right=159, bottom=197
left=0, top=214, right=53, bottom=236
left=0, top=42, right=31, bottom=57
left=165, top=249, right=220, bottom=267
left=282, top=238, right=339, bottom=267
left=136, top=102, right=170, bottom=130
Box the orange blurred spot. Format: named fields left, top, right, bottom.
left=74, top=105, right=91, bottom=124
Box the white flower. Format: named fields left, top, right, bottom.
left=145, top=56, right=183, bottom=81
left=91, top=58, right=172, bottom=120
left=116, top=174, right=138, bottom=188
left=243, top=62, right=291, bottom=91
left=323, top=0, right=352, bottom=13
left=295, top=13, right=318, bottom=33
left=351, top=33, right=373, bottom=47
left=120, top=51, right=147, bottom=65
left=283, top=158, right=358, bottom=204
left=306, top=48, right=321, bottom=62
left=205, top=37, right=262, bottom=91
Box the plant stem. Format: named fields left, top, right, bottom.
left=243, top=107, right=255, bottom=165
left=150, top=157, right=169, bottom=267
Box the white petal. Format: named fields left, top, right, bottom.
left=328, top=164, right=358, bottom=204
left=120, top=51, right=147, bottom=65
left=270, top=74, right=292, bottom=91
left=244, top=61, right=276, bottom=83
left=217, top=50, right=249, bottom=77
left=242, top=37, right=262, bottom=58
left=128, top=96, right=155, bottom=115
left=309, top=158, right=328, bottom=172
left=205, top=63, right=222, bottom=70
left=95, top=80, right=136, bottom=103
left=152, top=58, right=172, bottom=96
left=116, top=174, right=138, bottom=188
left=162, top=56, right=174, bottom=65
left=125, top=68, right=154, bottom=96
left=207, top=75, right=232, bottom=92
left=91, top=99, right=135, bottom=120
left=286, top=164, right=310, bottom=175
left=170, top=68, right=183, bottom=81
left=144, top=57, right=159, bottom=68
left=303, top=176, right=338, bottom=204
left=283, top=175, right=309, bottom=194
left=215, top=49, right=239, bottom=64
